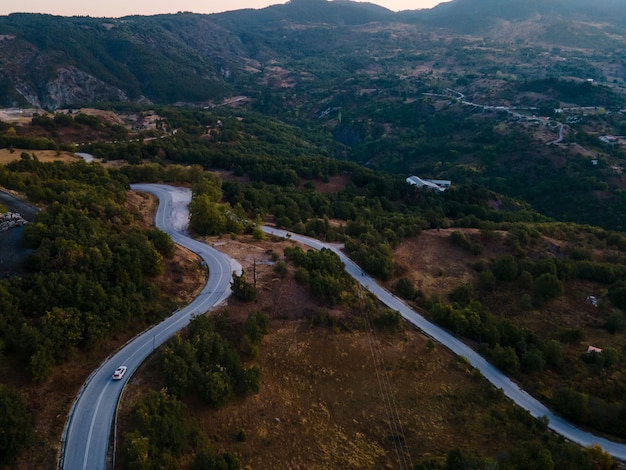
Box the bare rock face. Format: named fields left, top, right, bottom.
left=0, top=36, right=129, bottom=109
left=11, top=67, right=129, bottom=109
left=41, top=66, right=129, bottom=109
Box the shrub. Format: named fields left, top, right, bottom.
left=492, top=255, right=519, bottom=281
left=393, top=277, right=416, bottom=300
left=449, top=283, right=474, bottom=305
left=532, top=273, right=564, bottom=305
left=479, top=270, right=496, bottom=292
left=373, top=309, right=402, bottom=332
left=273, top=260, right=288, bottom=278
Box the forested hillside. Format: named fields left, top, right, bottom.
left=1, top=99, right=625, bottom=470
left=1, top=0, right=626, bottom=467
left=1, top=0, right=626, bottom=229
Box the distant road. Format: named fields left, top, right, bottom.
left=61, top=184, right=240, bottom=470
left=262, top=227, right=626, bottom=461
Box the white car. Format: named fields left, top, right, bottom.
left=112, top=366, right=127, bottom=380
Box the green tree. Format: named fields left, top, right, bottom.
left=191, top=450, right=240, bottom=470
left=189, top=194, right=227, bottom=235
left=586, top=444, right=613, bottom=470
left=245, top=311, right=269, bottom=344
left=393, top=277, right=416, bottom=300
left=542, top=339, right=565, bottom=370
left=0, top=385, right=34, bottom=466
left=252, top=215, right=266, bottom=241
left=490, top=344, right=520, bottom=374
left=608, top=281, right=626, bottom=311
left=521, top=345, right=546, bottom=374
left=492, top=255, right=519, bottom=281
left=532, top=273, right=564, bottom=305
left=147, top=228, right=176, bottom=258
left=192, top=173, right=223, bottom=203
left=448, top=283, right=474, bottom=306
left=478, top=270, right=496, bottom=292
left=309, top=271, right=343, bottom=306
left=552, top=386, right=589, bottom=422
left=373, top=309, right=402, bottom=332
left=273, top=260, right=288, bottom=278
left=231, top=270, right=257, bottom=302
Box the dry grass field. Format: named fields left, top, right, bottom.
left=0, top=148, right=81, bottom=164
left=116, top=223, right=566, bottom=469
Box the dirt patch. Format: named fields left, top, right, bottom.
left=305, top=174, right=352, bottom=194
left=392, top=229, right=482, bottom=297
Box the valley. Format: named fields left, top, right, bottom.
left=1, top=1, right=626, bottom=469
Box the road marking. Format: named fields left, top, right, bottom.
left=82, top=381, right=109, bottom=470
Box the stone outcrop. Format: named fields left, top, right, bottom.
left=42, top=66, right=129, bottom=109
left=0, top=211, right=28, bottom=232
left=12, top=66, right=129, bottom=109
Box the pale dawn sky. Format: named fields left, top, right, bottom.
left=0, top=0, right=448, bottom=18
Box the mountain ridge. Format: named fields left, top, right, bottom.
left=0, top=0, right=624, bottom=108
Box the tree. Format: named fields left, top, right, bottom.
left=393, top=277, right=416, bottom=299
left=542, top=339, right=564, bottom=370
left=490, top=344, right=520, bottom=374
left=586, top=444, right=613, bottom=470
left=309, top=271, right=343, bottom=306
left=189, top=194, right=227, bottom=235
left=245, top=311, right=269, bottom=344
left=608, top=281, right=626, bottom=311
left=448, top=283, right=473, bottom=306
left=147, top=228, right=176, bottom=258
left=191, top=450, right=240, bottom=470
left=124, top=389, right=191, bottom=468
left=0, top=385, right=33, bottom=466
left=192, top=173, right=223, bottom=203
left=478, top=270, right=496, bottom=292
left=252, top=215, right=266, bottom=241
left=492, top=255, right=518, bottom=281
left=532, top=273, right=564, bottom=305
left=552, top=386, right=589, bottom=422
left=521, top=345, right=546, bottom=374
left=230, top=270, right=257, bottom=302
left=373, top=309, right=402, bottom=332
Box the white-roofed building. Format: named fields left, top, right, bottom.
left=406, top=176, right=451, bottom=192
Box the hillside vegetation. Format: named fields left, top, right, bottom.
left=1, top=0, right=626, bottom=468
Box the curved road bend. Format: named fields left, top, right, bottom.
left=261, top=227, right=626, bottom=461
left=61, top=184, right=241, bottom=470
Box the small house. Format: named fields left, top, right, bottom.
left=587, top=345, right=603, bottom=354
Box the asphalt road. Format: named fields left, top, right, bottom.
left=61, top=184, right=240, bottom=470
left=61, top=185, right=626, bottom=468
left=261, top=226, right=626, bottom=461
left=0, top=188, right=39, bottom=220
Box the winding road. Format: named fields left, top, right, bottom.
left=60, top=184, right=241, bottom=470
left=261, top=226, right=626, bottom=461
left=61, top=184, right=626, bottom=469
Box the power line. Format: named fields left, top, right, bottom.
left=359, top=286, right=413, bottom=469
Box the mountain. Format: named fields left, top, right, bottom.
left=214, top=0, right=393, bottom=30
left=407, top=0, right=626, bottom=32
left=0, top=13, right=242, bottom=108
left=0, top=0, right=625, bottom=108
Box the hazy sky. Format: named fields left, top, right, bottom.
left=0, top=0, right=448, bottom=18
